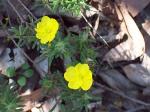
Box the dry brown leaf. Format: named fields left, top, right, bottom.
left=102, top=0, right=118, bottom=21
left=114, top=4, right=123, bottom=21
left=98, top=70, right=138, bottom=90
left=119, top=3, right=145, bottom=55
left=21, top=88, right=60, bottom=111
left=123, top=54, right=150, bottom=87
left=143, top=87, right=150, bottom=95
left=103, top=35, right=134, bottom=62
left=102, top=31, right=124, bottom=43
left=21, top=88, right=43, bottom=111
left=31, top=98, right=60, bottom=112
left=142, top=20, right=150, bottom=36
left=142, top=26, right=150, bottom=56
left=85, top=5, right=98, bottom=17
left=0, top=48, right=26, bottom=75
left=122, top=0, right=150, bottom=17
left=34, top=57, right=48, bottom=77
left=103, top=3, right=145, bottom=63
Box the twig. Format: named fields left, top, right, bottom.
left=93, top=14, right=100, bottom=36
left=125, top=106, right=146, bottom=112
left=8, top=35, right=34, bottom=64
left=17, top=0, right=37, bottom=20
left=49, top=98, right=61, bottom=112
left=95, top=82, right=150, bottom=106
left=7, top=0, right=24, bottom=23
left=7, top=33, right=46, bottom=77
left=80, top=12, right=109, bottom=47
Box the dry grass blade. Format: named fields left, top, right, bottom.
left=80, top=12, right=109, bottom=47
left=93, top=14, right=100, bottom=36
left=7, top=0, right=25, bottom=23
left=17, top=0, right=37, bottom=20
left=95, top=82, right=150, bottom=106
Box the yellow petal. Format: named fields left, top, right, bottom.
left=75, top=64, right=89, bottom=76
left=75, top=63, right=93, bottom=90
left=75, top=63, right=89, bottom=71
left=68, top=80, right=82, bottom=90
left=41, top=16, right=51, bottom=23
left=64, top=63, right=93, bottom=91
left=35, top=16, right=59, bottom=44
left=50, top=18, right=59, bottom=31
left=64, top=67, right=78, bottom=82
left=81, top=79, right=93, bottom=91
left=83, top=70, right=93, bottom=80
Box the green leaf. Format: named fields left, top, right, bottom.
left=22, top=63, right=30, bottom=70
left=6, top=67, right=16, bottom=78
left=23, top=69, right=33, bottom=78
left=17, top=76, right=26, bottom=87
left=0, top=83, right=22, bottom=112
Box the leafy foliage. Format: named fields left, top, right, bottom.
left=4, top=1, right=99, bottom=111
left=10, top=23, right=36, bottom=48
left=40, top=33, right=73, bottom=66
left=42, top=0, right=88, bottom=15
left=0, top=83, right=22, bottom=112
left=21, top=63, right=30, bottom=70
left=73, top=30, right=96, bottom=63
left=22, top=63, right=34, bottom=78
left=6, top=63, right=34, bottom=87
left=60, top=89, right=92, bottom=112
left=40, top=72, right=95, bottom=112
left=23, top=69, right=33, bottom=78
left=41, top=29, right=96, bottom=68
left=40, top=76, right=53, bottom=93
left=17, top=76, right=26, bottom=87
left=6, top=67, right=16, bottom=78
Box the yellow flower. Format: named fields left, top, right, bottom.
left=64, top=63, right=93, bottom=91
left=35, top=16, right=59, bottom=44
